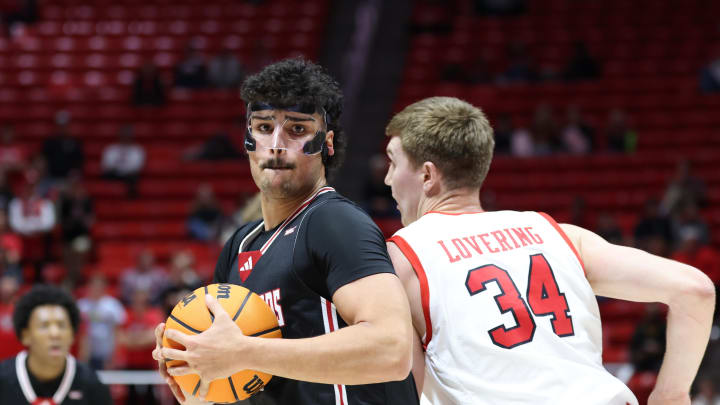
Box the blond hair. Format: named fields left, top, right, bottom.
left=386, top=97, right=494, bottom=190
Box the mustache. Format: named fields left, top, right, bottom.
left=260, top=159, right=296, bottom=170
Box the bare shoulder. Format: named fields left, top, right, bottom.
left=386, top=241, right=417, bottom=284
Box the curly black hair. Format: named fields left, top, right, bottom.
left=13, top=285, right=80, bottom=340
left=240, top=57, right=346, bottom=180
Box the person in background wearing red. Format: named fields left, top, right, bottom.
left=0, top=208, right=22, bottom=280
left=0, top=275, right=23, bottom=360
left=118, top=288, right=163, bottom=405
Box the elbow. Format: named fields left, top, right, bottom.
left=695, top=273, right=716, bottom=302
left=385, top=341, right=412, bottom=381
left=382, top=331, right=413, bottom=381
left=676, top=269, right=716, bottom=306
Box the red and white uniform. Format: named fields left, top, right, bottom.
left=389, top=211, right=637, bottom=405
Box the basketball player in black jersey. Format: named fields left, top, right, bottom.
left=0, top=285, right=112, bottom=404
left=153, top=58, right=419, bottom=405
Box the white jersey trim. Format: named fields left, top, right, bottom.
left=320, top=297, right=348, bottom=405
left=16, top=350, right=77, bottom=404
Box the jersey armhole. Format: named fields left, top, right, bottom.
left=387, top=235, right=432, bottom=351
left=538, top=212, right=587, bottom=277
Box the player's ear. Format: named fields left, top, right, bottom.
left=421, top=161, right=442, bottom=196
left=324, top=130, right=335, bottom=156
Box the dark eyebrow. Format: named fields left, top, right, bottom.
left=286, top=116, right=315, bottom=122
left=251, top=114, right=274, bottom=120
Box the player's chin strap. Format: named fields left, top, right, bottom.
left=16, top=350, right=76, bottom=405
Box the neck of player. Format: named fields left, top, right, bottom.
left=27, top=352, right=66, bottom=381
left=421, top=188, right=483, bottom=217
left=261, top=177, right=328, bottom=230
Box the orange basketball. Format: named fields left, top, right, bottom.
left=162, top=283, right=281, bottom=403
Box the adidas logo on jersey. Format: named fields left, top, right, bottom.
left=237, top=251, right=262, bottom=282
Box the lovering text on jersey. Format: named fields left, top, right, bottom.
left=437, top=226, right=544, bottom=263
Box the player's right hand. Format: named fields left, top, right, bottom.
left=153, top=323, right=186, bottom=403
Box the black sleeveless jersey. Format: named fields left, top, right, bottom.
left=0, top=353, right=112, bottom=404
left=214, top=188, right=419, bottom=405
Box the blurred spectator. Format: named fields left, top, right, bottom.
left=174, top=42, right=207, bottom=89
left=0, top=171, right=13, bottom=210
left=498, top=42, right=537, bottom=84
left=693, top=376, right=720, bottom=405
left=1, top=0, right=37, bottom=36
left=132, top=61, right=166, bottom=107
left=510, top=125, right=534, bottom=157
left=220, top=192, right=263, bottom=244
left=183, top=131, right=243, bottom=161
left=165, top=250, right=202, bottom=292
left=27, top=155, right=56, bottom=199
left=101, top=125, right=145, bottom=198
left=561, top=105, right=594, bottom=154
left=0, top=124, right=27, bottom=173
left=671, top=228, right=720, bottom=284
left=118, top=288, right=163, bottom=405
left=661, top=159, right=707, bottom=215
left=492, top=113, right=513, bottom=155
left=605, top=109, right=637, bottom=153
left=362, top=154, right=397, bottom=218
left=77, top=274, right=126, bottom=370
left=530, top=104, right=561, bottom=155
left=595, top=212, right=624, bottom=245
left=0, top=209, right=22, bottom=280
left=0, top=275, right=22, bottom=360
left=120, top=250, right=169, bottom=305
left=634, top=198, right=673, bottom=256
left=629, top=304, right=666, bottom=373
left=473, top=0, right=526, bottom=16
left=208, top=48, right=245, bottom=88
left=8, top=181, right=55, bottom=281
left=160, top=285, right=194, bottom=318
left=41, top=110, right=84, bottom=182
left=187, top=184, right=224, bottom=242
left=564, top=42, right=601, bottom=81
left=672, top=201, right=710, bottom=247
left=699, top=57, right=720, bottom=93
left=58, top=175, right=94, bottom=288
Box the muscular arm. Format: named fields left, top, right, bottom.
left=387, top=241, right=426, bottom=395
left=561, top=224, right=716, bottom=400
left=164, top=273, right=413, bottom=385
left=240, top=272, right=413, bottom=384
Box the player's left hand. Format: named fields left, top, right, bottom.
left=162, top=294, right=251, bottom=382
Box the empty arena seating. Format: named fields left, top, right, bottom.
left=400, top=0, right=720, bottom=370
left=0, top=0, right=330, bottom=288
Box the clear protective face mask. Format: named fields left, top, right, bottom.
left=245, top=102, right=327, bottom=155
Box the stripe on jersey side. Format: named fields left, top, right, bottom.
left=538, top=212, right=586, bottom=276
left=388, top=235, right=433, bottom=350
left=320, top=297, right=348, bottom=405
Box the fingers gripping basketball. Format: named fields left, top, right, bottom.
left=162, top=284, right=282, bottom=403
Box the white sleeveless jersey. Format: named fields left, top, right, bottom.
left=390, top=211, right=637, bottom=405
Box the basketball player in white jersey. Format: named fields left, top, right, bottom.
left=383, top=97, right=716, bottom=405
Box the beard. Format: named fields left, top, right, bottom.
left=255, top=157, right=301, bottom=198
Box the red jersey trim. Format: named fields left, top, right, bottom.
left=425, top=210, right=485, bottom=216
left=387, top=235, right=432, bottom=350
left=538, top=212, right=587, bottom=276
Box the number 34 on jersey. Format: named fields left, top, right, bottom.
left=465, top=253, right=575, bottom=349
